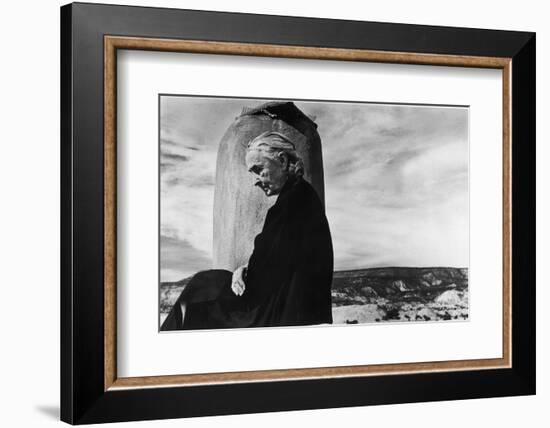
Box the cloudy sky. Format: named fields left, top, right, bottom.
left=160, top=96, right=469, bottom=282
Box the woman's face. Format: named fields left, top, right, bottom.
left=245, top=149, right=288, bottom=196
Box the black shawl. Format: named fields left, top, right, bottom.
left=161, top=176, right=333, bottom=330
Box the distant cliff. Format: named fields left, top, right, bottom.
left=160, top=267, right=469, bottom=324
left=331, top=267, right=468, bottom=306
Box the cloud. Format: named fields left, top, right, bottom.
left=160, top=150, right=216, bottom=258
left=160, top=96, right=469, bottom=273
left=308, top=103, right=469, bottom=269
left=162, top=153, right=189, bottom=162
left=160, top=234, right=212, bottom=281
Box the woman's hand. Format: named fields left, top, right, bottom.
left=231, top=265, right=247, bottom=296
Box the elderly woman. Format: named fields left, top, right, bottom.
left=161, top=131, right=333, bottom=330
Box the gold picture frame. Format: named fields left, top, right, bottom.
left=104, top=36, right=512, bottom=391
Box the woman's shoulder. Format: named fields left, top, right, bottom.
left=283, top=177, right=324, bottom=218
left=293, top=178, right=322, bottom=203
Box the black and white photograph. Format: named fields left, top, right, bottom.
left=159, top=96, right=469, bottom=331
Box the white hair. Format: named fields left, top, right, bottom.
left=246, top=131, right=305, bottom=178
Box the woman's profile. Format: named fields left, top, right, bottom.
left=161, top=131, right=334, bottom=330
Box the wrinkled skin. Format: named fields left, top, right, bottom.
left=231, top=264, right=247, bottom=296
left=244, top=149, right=289, bottom=197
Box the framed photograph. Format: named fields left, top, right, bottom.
left=60, top=2, right=535, bottom=424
